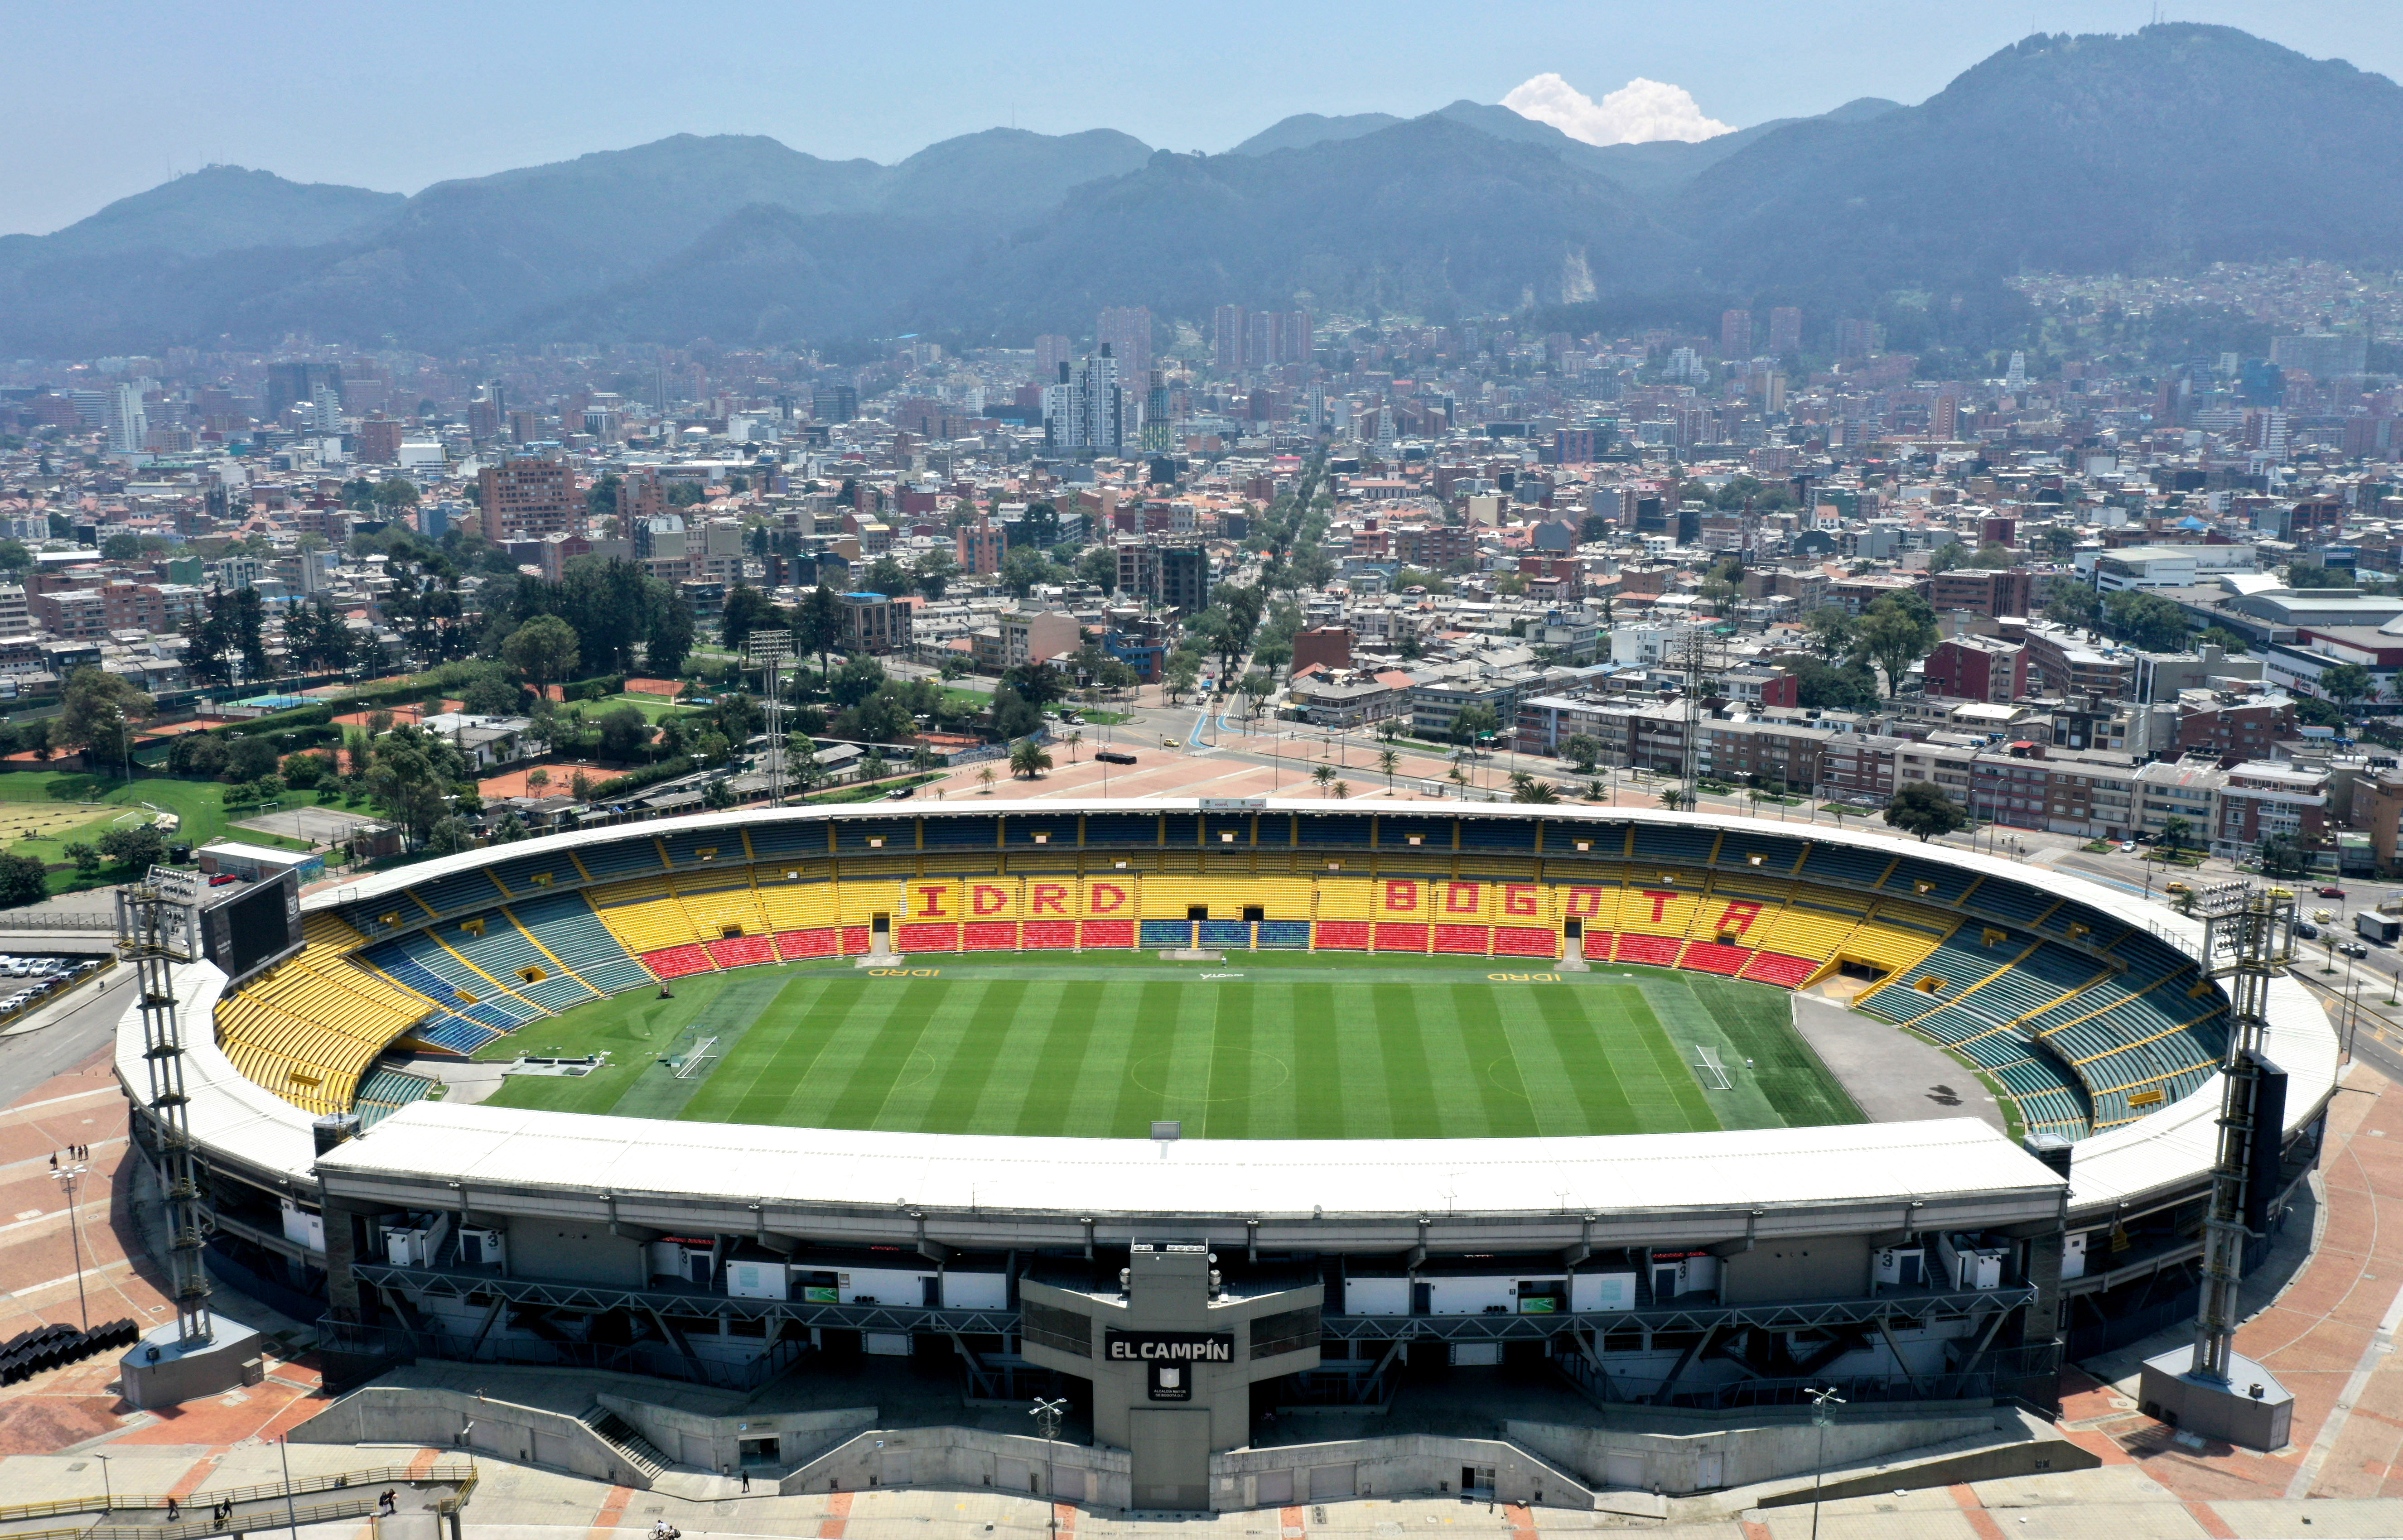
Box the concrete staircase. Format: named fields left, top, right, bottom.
left=580, top=1405, right=670, bottom=1481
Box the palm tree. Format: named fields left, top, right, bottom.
left=1010, top=740, right=1054, bottom=779
left=977, top=765, right=998, bottom=794
left=1659, top=786, right=1689, bottom=812
left=1512, top=779, right=1561, bottom=804
left=1064, top=730, right=1083, bottom=763
left=1330, top=780, right=1350, bottom=800
left=1312, top=763, right=1336, bottom=795
left=1378, top=748, right=1399, bottom=790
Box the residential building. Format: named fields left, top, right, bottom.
left=478, top=453, right=579, bottom=540
left=836, top=592, right=912, bottom=656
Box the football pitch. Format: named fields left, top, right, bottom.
left=474, top=953, right=1863, bottom=1139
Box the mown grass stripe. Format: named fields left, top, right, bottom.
left=1529, top=983, right=1641, bottom=1134
left=1010, top=979, right=1106, bottom=1136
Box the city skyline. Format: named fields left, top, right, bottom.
left=5, top=0, right=2399, bottom=237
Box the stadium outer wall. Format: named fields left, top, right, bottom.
left=117, top=802, right=2338, bottom=1506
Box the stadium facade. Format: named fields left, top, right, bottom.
left=119, top=803, right=2336, bottom=1508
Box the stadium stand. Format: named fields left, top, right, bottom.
left=219, top=814, right=2232, bottom=1143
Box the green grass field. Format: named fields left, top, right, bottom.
left=0, top=772, right=326, bottom=893
left=477, top=953, right=1862, bottom=1139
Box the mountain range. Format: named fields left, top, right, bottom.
left=4, top=24, right=2398, bottom=358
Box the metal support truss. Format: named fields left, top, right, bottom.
left=117, top=867, right=214, bottom=1348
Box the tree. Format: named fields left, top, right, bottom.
left=1163, top=653, right=1202, bottom=705
left=719, top=582, right=784, bottom=651
left=2286, top=564, right=2350, bottom=590
left=1793, top=659, right=1882, bottom=713
left=0, top=852, right=48, bottom=907
left=2040, top=525, right=2078, bottom=559
left=1238, top=671, right=1274, bottom=722
left=912, top=549, right=958, bottom=601
left=2320, top=663, right=2374, bottom=717
left=64, top=842, right=101, bottom=877
left=225, top=733, right=281, bottom=783
left=2159, top=815, right=2192, bottom=856
left=280, top=751, right=331, bottom=789
left=704, top=777, right=737, bottom=810
left=1927, top=540, right=1969, bottom=574
left=647, top=595, right=696, bottom=676
left=1000, top=548, right=1052, bottom=599
left=597, top=706, right=651, bottom=762
left=1802, top=606, right=1855, bottom=662
left=794, top=585, right=841, bottom=677
left=460, top=674, right=522, bottom=717
left=48, top=668, right=152, bottom=777
left=502, top=615, right=580, bottom=698
left=1857, top=591, right=1940, bottom=697
left=98, top=823, right=165, bottom=871
left=283, top=596, right=355, bottom=673
left=829, top=655, right=887, bottom=709
left=1562, top=734, right=1602, bottom=773
left=990, top=685, right=1042, bottom=739
left=1967, top=542, right=2016, bottom=570
left=1884, top=781, right=1969, bottom=842
left=1076, top=545, right=1118, bottom=593
left=2047, top=584, right=2103, bottom=629
left=426, top=816, right=476, bottom=855
left=1448, top=703, right=1500, bottom=748
left=2197, top=626, right=2251, bottom=657
left=2103, top=590, right=2193, bottom=652
left=1009, top=739, right=1054, bottom=779
left=1002, top=660, right=1069, bottom=709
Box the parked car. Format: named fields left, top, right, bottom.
left=884, top=784, right=915, bottom=800
left=2118, top=842, right=2138, bottom=852
left=2317, top=886, right=2348, bottom=898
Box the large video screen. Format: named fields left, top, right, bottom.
left=215, top=880, right=297, bottom=979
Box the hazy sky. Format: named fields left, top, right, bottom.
left=6, top=0, right=2399, bottom=236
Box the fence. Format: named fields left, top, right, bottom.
left=0, top=912, right=112, bottom=932
left=0, top=1463, right=476, bottom=1525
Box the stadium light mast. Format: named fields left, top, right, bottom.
left=2139, top=877, right=2297, bottom=1448
left=116, top=865, right=214, bottom=1349
left=748, top=630, right=793, bottom=807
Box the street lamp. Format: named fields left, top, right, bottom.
left=95, top=1454, right=110, bottom=1514
left=1808, top=1385, right=1846, bottom=1540
left=50, top=1160, right=88, bottom=1330
left=279, top=1435, right=301, bottom=1540
left=1030, top=1396, right=1067, bottom=1532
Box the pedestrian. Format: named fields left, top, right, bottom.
left=739, top=1472, right=749, bottom=1493
left=48, top=1152, right=54, bottom=1171
left=166, top=1498, right=179, bottom=1521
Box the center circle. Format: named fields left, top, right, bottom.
left=1128, top=1050, right=1292, bottom=1102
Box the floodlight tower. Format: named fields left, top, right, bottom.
left=2136, top=878, right=2299, bottom=1449
left=116, top=866, right=214, bottom=1348
left=748, top=629, right=794, bottom=806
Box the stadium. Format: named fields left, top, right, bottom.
left=121, top=801, right=2337, bottom=1511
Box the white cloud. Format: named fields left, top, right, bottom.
left=1501, top=74, right=1733, bottom=146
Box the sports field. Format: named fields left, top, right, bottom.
left=476, top=953, right=1862, bottom=1139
